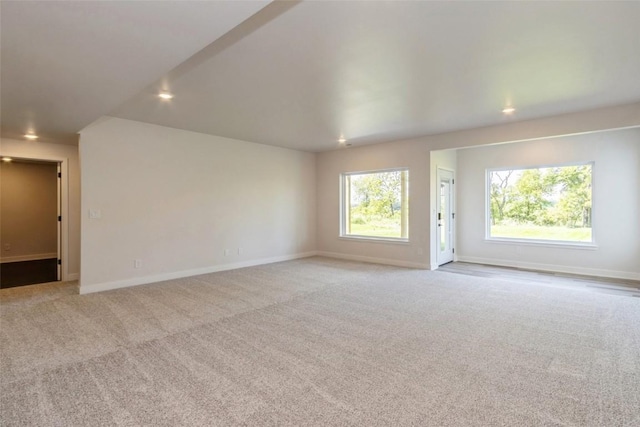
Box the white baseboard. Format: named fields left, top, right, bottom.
left=66, top=273, right=79, bottom=281
left=79, top=252, right=318, bottom=295
left=0, top=253, right=57, bottom=263
left=456, top=255, right=640, bottom=281
left=317, top=251, right=429, bottom=270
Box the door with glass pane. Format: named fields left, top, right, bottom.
left=436, top=168, right=454, bottom=265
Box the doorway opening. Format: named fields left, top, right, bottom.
left=1, top=158, right=61, bottom=288
left=436, top=168, right=455, bottom=266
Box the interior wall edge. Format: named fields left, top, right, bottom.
left=79, top=251, right=318, bottom=295
left=317, top=251, right=430, bottom=270
left=455, top=256, right=640, bottom=282
left=415, top=101, right=640, bottom=152
left=1, top=253, right=58, bottom=264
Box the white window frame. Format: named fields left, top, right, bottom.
left=485, top=161, right=596, bottom=248
left=340, top=168, right=409, bottom=243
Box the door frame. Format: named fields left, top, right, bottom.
left=1, top=154, right=70, bottom=281
left=436, top=167, right=455, bottom=266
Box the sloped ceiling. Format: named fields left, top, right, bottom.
left=0, top=0, right=271, bottom=144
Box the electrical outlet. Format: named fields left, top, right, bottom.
left=3, top=243, right=10, bottom=251
left=224, top=249, right=231, bottom=256
left=89, top=209, right=102, bottom=219
left=134, top=259, right=142, bottom=269
left=416, top=247, right=424, bottom=255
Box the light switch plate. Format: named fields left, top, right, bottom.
left=89, top=209, right=102, bottom=219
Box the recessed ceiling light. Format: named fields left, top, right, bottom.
left=158, top=91, right=174, bottom=100
left=1, top=157, right=12, bottom=162
left=502, top=107, right=516, bottom=114
left=338, top=137, right=347, bottom=144
left=24, top=133, right=38, bottom=140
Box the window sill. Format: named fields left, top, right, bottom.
left=339, top=235, right=410, bottom=245
left=484, top=238, right=598, bottom=250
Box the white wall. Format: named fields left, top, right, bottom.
left=316, top=103, right=640, bottom=273
left=79, top=117, right=316, bottom=294
left=316, top=139, right=431, bottom=268
left=2, top=103, right=635, bottom=289
left=1, top=161, right=58, bottom=262
left=0, top=138, right=80, bottom=280
left=456, top=127, right=640, bottom=279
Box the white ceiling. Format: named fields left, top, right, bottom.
left=2, top=1, right=640, bottom=151
left=0, top=0, right=271, bottom=144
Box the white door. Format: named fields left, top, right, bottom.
left=436, top=169, right=454, bottom=265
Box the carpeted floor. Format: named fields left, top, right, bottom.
left=1, top=257, right=639, bottom=426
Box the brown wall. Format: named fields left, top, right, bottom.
left=1, top=160, right=58, bottom=262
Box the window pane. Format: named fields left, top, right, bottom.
left=440, top=182, right=447, bottom=251
left=488, top=164, right=592, bottom=242
left=344, top=170, right=408, bottom=239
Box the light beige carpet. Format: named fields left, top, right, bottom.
left=1, top=257, right=639, bottom=426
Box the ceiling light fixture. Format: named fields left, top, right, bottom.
left=24, top=133, right=38, bottom=140
left=338, top=137, right=347, bottom=144
left=158, top=91, right=174, bottom=100
left=2, top=157, right=13, bottom=162
left=502, top=106, right=516, bottom=115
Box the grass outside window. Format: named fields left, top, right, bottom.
left=487, top=163, right=593, bottom=244
left=342, top=169, right=409, bottom=241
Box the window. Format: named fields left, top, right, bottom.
left=487, top=163, right=593, bottom=243
left=341, top=169, right=409, bottom=241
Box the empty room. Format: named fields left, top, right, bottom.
left=1, top=1, right=639, bottom=426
